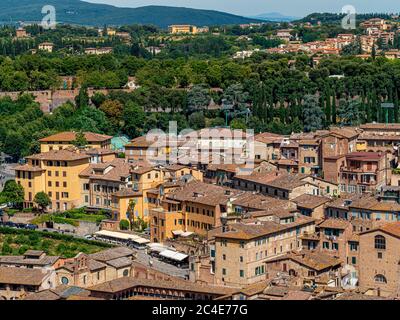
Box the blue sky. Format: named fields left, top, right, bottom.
left=86, top=0, right=399, bottom=17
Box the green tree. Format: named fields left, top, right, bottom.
left=75, top=85, right=89, bottom=109
left=34, top=191, right=51, bottom=213
left=71, top=131, right=88, bottom=148
left=119, top=219, right=130, bottom=231
left=188, top=112, right=206, bottom=130
left=302, top=94, right=324, bottom=132
left=187, top=84, right=210, bottom=112
left=337, top=99, right=364, bottom=126
left=1, top=180, right=24, bottom=207
left=122, top=101, right=145, bottom=138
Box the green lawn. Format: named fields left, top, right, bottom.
left=30, top=207, right=109, bottom=227
left=0, top=227, right=113, bottom=258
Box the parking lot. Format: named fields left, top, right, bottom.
left=0, top=162, right=16, bottom=192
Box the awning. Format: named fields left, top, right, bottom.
left=159, top=249, right=188, bottom=262
left=147, top=243, right=170, bottom=253
left=172, top=230, right=184, bottom=236
left=132, top=237, right=150, bottom=244
left=181, top=231, right=194, bottom=237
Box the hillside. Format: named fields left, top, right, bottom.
left=0, top=0, right=263, bottom=28
left=295, top=12, right=396, bottom=25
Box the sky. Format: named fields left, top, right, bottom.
left=86, top=0, right=400, bottom=17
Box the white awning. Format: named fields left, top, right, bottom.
left=181, top=231, right=194, bottom=237
left=94, top=230, right=137, bottom=241
left=159, top=250, right=188, bottom=262
left=172, top=230, right=184, bottom=236
left=132, top=237, right=150, bottom=244
left=148, top=243, right=170, bottom=253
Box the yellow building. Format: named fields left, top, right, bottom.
left=106, top=28, right=116, bottom=36
left=149, top=181, right=243, bottom=243
left=168, top=25, right=198, bottom=34
left=111, top=167, right=164, bottom=223
left=15, top=148, right=91, bottom=211
left=39, top=131, right=112, bottom=153
left=124, top=135, right=181, bottom=163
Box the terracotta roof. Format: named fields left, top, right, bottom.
left=26, top=149, right=91, bottom=161
left=231, top=193, right=289, bottom=211
left=345, top=152, right=385, bottom=161
left=235, top=171, right=287, bottom=185
left=0, top=266, right=50, bottom=285
left=166, top=181, right=242, bottom=207
left=292, top=194, right=331, bottom=209
left=88, top=277, right=236, bottom=296
left=126, top=135, right=181, bottom=148
left=24, top=285, right=91, bottom=301
left=39, top=131, right=112, bottom=143
left=266, top=250, right=342, bottom=271
left=360, top=123, right=400, bottom=130
left=254, top=132, right=284, bottom=144
left=213, top=217, right=315, bottom=240
left=248, top=208, right=296, bottom=219
left=360, top=221, right=400, bottom=239
left=88, top=247, right=134, bottom=263
left=335, top=292, right=390, bottom=300
left=112, top=189, right=142, bottom=198
left=326, top=127, right=360, bottom=139
left=83, top=148, right=118, bottom=156
left=13, top=164, right=45, bottom=172
left=106, top=257, right=133, bottom=269
left=318, top=219, right=350, bottom=230
left=264, top=173, right=310, bottom=191
left=0, top=254, right=59, bottom=267
left=79, top=158, right=132, bottom=182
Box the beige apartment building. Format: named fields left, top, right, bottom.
left=358, top=222, right=400, bottom=297
left=39, top=131, right=112, bottom=153
left=15, top=148, right=91, bottom=211
left=212, top=216, right=316, bottom=287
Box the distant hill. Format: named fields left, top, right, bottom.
left=295, top=12, right=396, bottom=24
left=249, top=12, right=299, bottom=22
left=0, top=0, right=263, bottom=28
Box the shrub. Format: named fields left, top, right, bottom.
left=119, top=219, right=130, bottom=230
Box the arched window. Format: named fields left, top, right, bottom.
left=61, top=277, right=69, bottom=285
left=375, top=235, right=386, bottom=250
left=374, top=274, right=387, bottom=283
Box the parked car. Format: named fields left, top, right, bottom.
left=84, top=234, right=93, bottom=240
left=4, top=221, right=16, bottom=228
left=25, top=224, right=38, bottom=230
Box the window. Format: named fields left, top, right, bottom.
left=61, top=277, right=69, bottom=285
left=323, top=242, right=329, bottom=249
left=374, top=274, right=387, bottom=283
left=123, top=269, right=129, bottom=277
left=240, top=256, right=243, bottom=263
left=375, top=235, right=386, bottom=250
left=239, top=270, right=244, bottom=278
left=222, top=268, right=226, bottom=275
left=222, top=254, right=226, bottom=260
left=378, top=252, right=383, bottom=259
left=332, top=243, right=339, bottom=251
left=351, top=257, right=357, bottom=265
